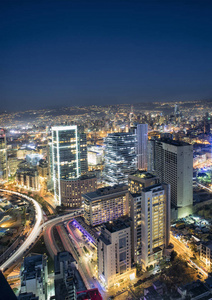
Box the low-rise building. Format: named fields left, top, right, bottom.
left=54, top=251, right=77, bottom=300
left=83, top=184, right=129, bottom=226
left=16, top=161, right=40, bottom=191
left=19, top=255, right=48, bottom=300
left=200, top=241, right=212, bottom=267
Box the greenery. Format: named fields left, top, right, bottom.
left=160, top=255, right=195, bottom=291
left=135, top=263, right=143, bottom=276
left=170, top=250, right=178, bottom=262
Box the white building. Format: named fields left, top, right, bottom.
left=130, top=183, right=170, bottom=270
left=148, top=138, right=193, bottom=219
left=97, top=218, right=135, bottom=289
left=19, top=255, right=48, bottom=300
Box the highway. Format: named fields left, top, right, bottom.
left=0, top=188, right=83, bottom=272
left=0, top=189, right=43, bottom=272
left=196, top=182, right=212, bottom=193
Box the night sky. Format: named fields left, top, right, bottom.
left=1, top=0, right=212, bottom=111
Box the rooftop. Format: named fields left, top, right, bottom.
left=129, top=170, right=156, bottom=179
left=142, top=183, right=166, bottom=193
left=104, top=217, right=131, bottom=233
left=82, top=184, right=128, bottom=200
left=158, top=137, right=191, bottom=147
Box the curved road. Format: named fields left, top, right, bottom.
left=0, top=189, right=43, bottom=272
left=0, top=188, right=83, bottom=272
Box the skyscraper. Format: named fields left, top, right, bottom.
left=133, top=124, right=148, bottom=170
left=0, top=129, right=7, bottom=182
left=148, top=138, right=193, bottom=218
left=52, top=125, right=88, bottom=205
left=103, top=132, right=137, bottom=185
left=129, top=172, right=170, bottom=270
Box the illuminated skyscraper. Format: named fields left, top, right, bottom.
left=0, top=129, right=7, bottom=181
left=132, top=124, right=148, bottom=170
left=52, top=126, right=87, bottom=205
left=103, top=132, right=137, bottom=185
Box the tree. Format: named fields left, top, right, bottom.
left=170, top=250, right=178, bottom=262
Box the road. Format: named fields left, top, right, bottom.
left=171, top=233, right=208, bottom=279
left=196, top=182, right=212, bottom=193
left=56, top=223, right=108, bottom=299
left=0, top=189, right=43, bottom=272
left=0, top=188, right=83, bottom=272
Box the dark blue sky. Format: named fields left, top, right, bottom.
left=1, top=0, right=212, bottom=111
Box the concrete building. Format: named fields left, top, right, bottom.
left=54, top=252, right=77, bottom=300
left=0, top=129, right=7, bottom=181
left=16, top=161, right=40, bottom=191
left=97, top=218, right=135, bottom=289
left=19, top=255, right=48, bottom=300
left=83, top=185, right=129, bottom=226
left=130, top=183, right=170, bottom=270
left=128, top=170, right=159, bottom=194
left=52, top=126, right=88, bottom=205
left=148, top=138, right=193, bottom=219
left=200, top=241, right=212, bottom=268
left=103, top=132, right=137, bottom=185
left=60, top=174, right=97, bottom=207
left=37, top=159, right=49, bottom=178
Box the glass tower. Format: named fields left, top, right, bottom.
left=103, top=132, right=137, bottom=185
left=0, top=129, right=7, bottom=181
left=52, top=125, right=87, bottom=205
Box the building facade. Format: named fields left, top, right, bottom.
left=97, top=218, right=134, bottom=289
left=83, top=185, right=129, bottom=226
left=52, top=126, right=88, bottom=205
left=103, top=132, right=137, bottom=186
left=0, top=129, right=7, bottom=181
left=131, top=124, right=148, bottom=170
left=200, top=241, right=212, bottom=268
left=128, top=170, right=159, bottom=194
left=60, top=175, right=97, bottom=207
left=16, top=161, right=39, bottom=191
left=148, top=138, right=193, bottom=218
left=19, top=255, right=48, bottom=300
left=130, top=183, right=170, bottom=270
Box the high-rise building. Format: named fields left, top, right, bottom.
left=148, top=138, right=193, bottom=219
left=97, top=218, right=134, bottom=289
left=132, top=124, right=148, bottom=170
left=52, top=126, right=88, bottom=205
left=128, top=170, right=159, bottom=194
left=0, top=129, right=7, bottom=181
left=19, top=255, right=48, bottom=300
left=103, top=132, right=137, bottom=185
left=130, top=183, right=170, bottom=270
left=83, top=184, right=129, bottom=226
